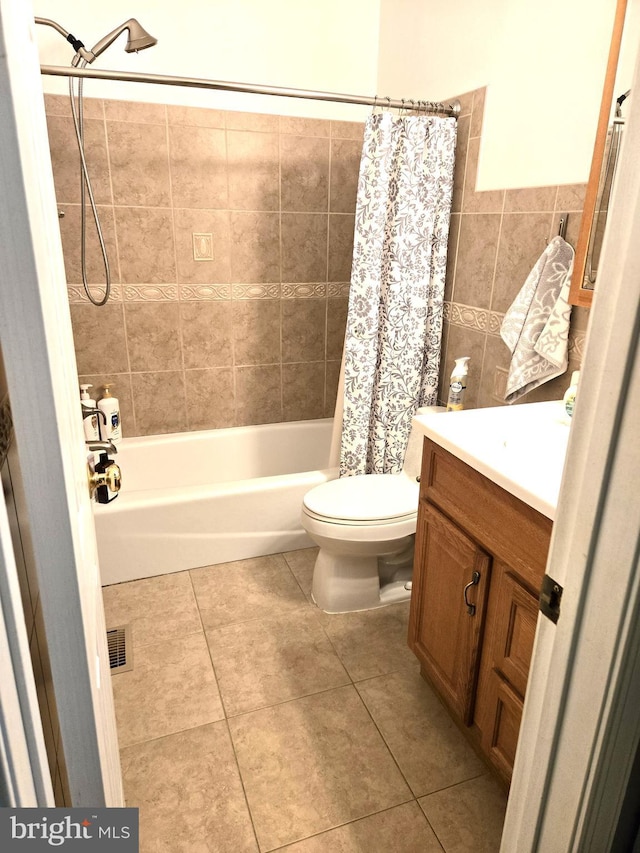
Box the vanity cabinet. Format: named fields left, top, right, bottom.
left=408, top=438, right=553, bottom=784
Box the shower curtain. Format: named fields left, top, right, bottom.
left=339, top=111, right=456, bottom=477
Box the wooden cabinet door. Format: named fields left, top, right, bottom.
left=409, top=502, right=491, bottom=725
left=475, top=561, right=541, bottom=783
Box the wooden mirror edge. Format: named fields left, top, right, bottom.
left=569, top=0, right=628, bottom=308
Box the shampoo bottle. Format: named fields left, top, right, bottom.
left=80, top=384, right=100, bottom=441
left=563, top=370, right=580, bottom=418
left=98, top=384, right=122, bottom=444
left=446, top=357, right=471, bottom=412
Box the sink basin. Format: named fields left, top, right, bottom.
left=412, top=401, right=571, bottom=519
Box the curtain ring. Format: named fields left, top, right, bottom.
left=385, top=96, right=392, bottom=112
left=409, top=99, right=416, bottom=115
left=400, top=98, right=406, bottom=116
left=372, top=94, right=378, bottom=113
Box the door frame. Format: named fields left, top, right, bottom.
left=0, top=0, right=122, bottom=806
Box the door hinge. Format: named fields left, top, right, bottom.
left=539, top=574, right=563, bottom=624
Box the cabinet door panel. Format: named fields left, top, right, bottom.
left=409, top=502, right=491, bottom=724
left=494, top=571, right=539, bottom=698
left=485, top=674, right=524, bottom=785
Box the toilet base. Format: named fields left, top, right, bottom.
left=311, top=536, right=414, bottom=614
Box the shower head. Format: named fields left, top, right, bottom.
left=87, top=18, right=157, bottom=63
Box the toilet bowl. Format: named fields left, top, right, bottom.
left=301, top=406, right=445, bottom=613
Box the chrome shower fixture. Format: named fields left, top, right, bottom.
left=34, top=17, right=157, bottom=65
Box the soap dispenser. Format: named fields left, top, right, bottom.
left=563, top=370, right=580, bottom=418
left=446, top=357, right=471, bottom=412
left=98, top=384, right=122, bottom=444
left=80, top=384, right=100, bottom=441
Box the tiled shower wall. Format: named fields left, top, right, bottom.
left=439, top=87, right=589, bottom=408
left=44, top=95, right=361, bottom=436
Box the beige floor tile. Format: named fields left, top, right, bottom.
left=190, top=554, right=307, bottom=630
left=122, top=722, right=258, bottom=853
left=419, top=775, right=507, bottom=853
left=229, top=685, right=412, bottom=851
left=278, top=802, right=444, bottom=852
left=356, top=670, right=485, bottom=797
left=317, top=601, right=419, bottom=681
left=282, top=547, right=318, bottom=600
left=102, top=571, right=201, bottom=649
left=206, top=609, right=349, bottom=715
left=113, top=633, right=224, bottom=747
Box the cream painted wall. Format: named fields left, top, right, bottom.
left=377, top=0, right=623, bottom=189
left=33, top=0, right=380, bottom=121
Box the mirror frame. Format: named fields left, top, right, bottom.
left=570, top=0, right=628, bottom=307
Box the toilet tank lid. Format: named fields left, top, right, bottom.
left=303, top=473, right=419, bottom=521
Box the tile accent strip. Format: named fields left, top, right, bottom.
left=0, top=395, right=13, bottom=468
left=327, top=283, right=350, bottom=298
left=282, top=283, right=326, bottom=298
left=123, top=285, right=178, bottom=301
left=67, top=285, right=123, bottom=303
left=180, top=285, right=231, bottom=301
left=444, top=301, right=505, bottom=337
left=232, top=284, right=281, bottom=299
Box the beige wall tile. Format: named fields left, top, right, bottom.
left=230, top=212, right=280, bottom=282
left=169, top=126, right=227, bottom=208
left=504, top=185, right=557, bottom=213
left=470, top=87, right=486, bottom=138
left=281, top=136, right=330, bottom=212
left=329, top=138, right=361, bottom=214
left=70, top=303, right=129, bottom=374
left=234, top=365, right=282, bottom=425
left=107, top=121, right=171, bottom=207
left=453, top=214, right=501, bottom=309
left=280, top=116, right=330, bottom=137
left=180, top=302, right=232, bottom=368
left=166, top=104, right=224, bottom=128
left=445, top=214, right=461, bottom=302
left=115, top=207, right=176, bottom=283
left=477, top=333, right=511, bottom=408
left=174, top=208, right=231, bottom=285
left=47, top=115, right=112, bottom=205
left=556, top=183, right=587, bottom=210
left=491, top=212, right=554, bottom=313
left=551, top=209, right=581, bottom=250
left=227, top=131, right=279, bottom=211
left=185, top=368, right=235, bottom=430
left=232, top=300, right=281, bottom=365
left=324, top=359, right=341, bottom=417
left=104, top=100, right=166, bottom=123
left=328, top=214, right=354, bottom=282
left=225, top=111, right=279, bottom=132
left=125, top=303, right=182, bottom=371
left=282, top=362, right=325, bottom=421
left=326, top=297, right=348, bottom=360
left=130, top=371, right=187, bottom=435
left=451, top=113, right=470, bottom=214
left=282, top=213, right=328, bottom=282
left=58, top=204, right=120, bottom=284
left=282, top=299, right=326, bottom=362
left=330, top=120, right=364, bottom=140
left=450, top=90, right=474, bottom=117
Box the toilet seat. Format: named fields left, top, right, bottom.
left=302, top=473, right=419, bottom=525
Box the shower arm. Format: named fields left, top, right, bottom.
left=34, top=17, right=94, bottom=64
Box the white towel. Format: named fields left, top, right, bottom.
left=500, top=236, right=574, bottom=403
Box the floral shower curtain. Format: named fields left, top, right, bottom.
left=339, top=111, right=457, bottom=477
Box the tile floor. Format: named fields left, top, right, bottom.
left=103, top=548, right=507, bottom=852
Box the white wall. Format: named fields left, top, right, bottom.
left=378, top=0, right=623, bottom=189
left=33, top=0, right=381, bottom=121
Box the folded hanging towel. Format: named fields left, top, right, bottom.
left=500, top=236, right=574, bottom=403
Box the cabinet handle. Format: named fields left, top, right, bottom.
left=463, top=571, right=481, bottom=615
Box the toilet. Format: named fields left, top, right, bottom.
left=301, top=406, right=445, bottom=613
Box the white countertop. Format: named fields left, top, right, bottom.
left=412, top=401, right=571, bottom=519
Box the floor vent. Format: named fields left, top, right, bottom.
left=107, top=625, right=133, bottom=674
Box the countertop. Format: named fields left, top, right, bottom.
left=412, top=401, right=571, bottom=519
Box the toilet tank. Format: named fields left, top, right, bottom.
left=402, top=406, right=446, bottom=478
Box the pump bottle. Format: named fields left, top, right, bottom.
left=80, top=384, right=100, bottom=441
left=98, top=384, right=122, bottom=444
left=446, top=357, right=471, bottom=412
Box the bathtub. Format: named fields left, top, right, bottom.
left=93, top=418, right=336, bottom=585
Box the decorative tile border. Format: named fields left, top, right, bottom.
left=488, top=311, right=505, bottom=336
left=568, top=331, right=586, bottom=360
left=0, top=395, right=13, bottom=468
left=327, top=283, right=350, bottom=298
left=232, top=284, right=281, bottom=300
left=180, top=285, right=231, bottom=301
left=444, top=301, right=505, bottom=337
left=123, top=285, right=178, bottom=301
left=67, top=285, right=123, bottom=303
left=282, top=283, right=326, bottom=298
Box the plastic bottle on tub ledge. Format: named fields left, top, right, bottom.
left=446, top=356, right=471, bottom=412
left=80, top=384, right=100, bottom=441
left=98, top=383, right=122, bottom=444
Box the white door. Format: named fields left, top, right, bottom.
left=0, top=0, right=121, bottom=806
left=501, top=39, right=640, bottom=853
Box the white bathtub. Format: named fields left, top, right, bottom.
left=93, top=418, right=336, bottom=585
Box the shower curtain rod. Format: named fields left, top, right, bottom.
left=39, top=64, right=460, bottom=117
